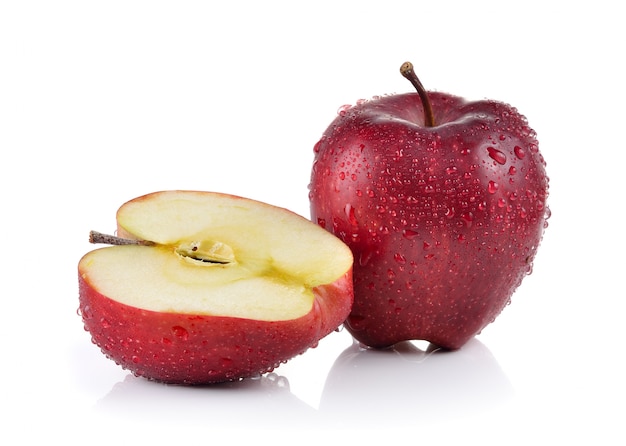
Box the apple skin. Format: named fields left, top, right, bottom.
left=78, top=266, right=352, bottom=385
left=309, top=91, right=549, bottom=350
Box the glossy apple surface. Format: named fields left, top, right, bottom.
left=78, top=190, right=353, bottom=384
left=309, top=67, right=549, bottom=349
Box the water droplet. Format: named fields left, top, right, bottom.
left=100, top=318, right=111, bottom=328
left=446, top=166, right=458, bottom=175
left=488, top=180, right=499, bottom=194
left=313, top=139, right=322, bottom=153
left=519, top=207, right=527, bottom=219
left=171, top=326, right=189, bottom=341
left=508, top=166, right=517, bottom=175
left=345, top=204, right=358, bottom=226
left=337, top=104, right=352, bottom=116
left=394, top=253, right=406, bottom=264
left=514, top=146, right=526, bottom=159
left=402, top=228, right=419, bottom=240
left=461, top=212, right=474, bottom=227
left=348, top=315, right=366, bottom=330
left=274, top=375, right=290, bottom=389
left=317, top=217, right=326, bottom=229
left=80, top=305, right=93, bottom=320
left=359, top=250, right=374, bottom=266
left=487, top=147, right=507, bottom=165
left=423, top=241, right=431, bottom=250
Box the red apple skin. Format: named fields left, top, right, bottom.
left=309, top=92, right=549, bottom=350
left=78, top=268, right=353, bottom=385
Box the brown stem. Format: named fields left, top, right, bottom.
left=89, top=230, right=155, bottom=246
left=400, top=61, right=435, bottom=127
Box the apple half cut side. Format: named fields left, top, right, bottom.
left=78, top=190, right=354, bottom=385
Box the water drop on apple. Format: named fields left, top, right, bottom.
left=359, top=249, right=374, bottom=266
left=461, top=212, right=474, bottom=228
left=487, top=147, right=507, bottom=165
left=402, top=228, right=419, bottom=240
left=394, top=253, right=407, bottom=264
left=171, top=326, right=189, bottom=341
left=345, top=203, right=358, bottom=226
left=488, top=180, right=499, bottom=194
left=337, top=104, right=352, bottom=116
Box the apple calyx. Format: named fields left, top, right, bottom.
left=88, top=230, right=235, bottom=265
left=400, top=61, right=435, bottom=127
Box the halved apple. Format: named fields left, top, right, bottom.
left=78, top=191, right=354, bottom=384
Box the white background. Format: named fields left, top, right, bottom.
left=2, top=1, right=624, bottom=444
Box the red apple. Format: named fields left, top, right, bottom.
left=78, top=190, right=354, bottom=384
left=309, top=62, right=549, bottom=350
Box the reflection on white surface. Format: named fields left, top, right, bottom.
left=93, top=337, right=512, bottom=430
left=320, top=338, right=513, bottom=427
left=95, top=371, right=317, bottom=429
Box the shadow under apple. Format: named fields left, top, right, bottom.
left=94, top=371, right=317, bottom=430
left=319, top=338, right=514, bottom=427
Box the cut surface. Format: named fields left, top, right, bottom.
left=80, top=191, right=353, bottom=321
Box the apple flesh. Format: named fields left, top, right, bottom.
left=78, top=190, right=354, bottom=384
left=309, top=63, right=549, bottom=350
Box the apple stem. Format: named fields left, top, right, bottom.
left=89, top=230, right=155, bottom=246
left=400, top=61, right=435, bottom=127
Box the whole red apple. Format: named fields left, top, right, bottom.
left=309, top=62, right=549, bottom=350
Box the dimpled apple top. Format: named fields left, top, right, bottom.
left=309, top=91, right=549, bottom=350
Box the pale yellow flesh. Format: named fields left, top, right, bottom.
left=80, top=191, right=353, bottom=321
